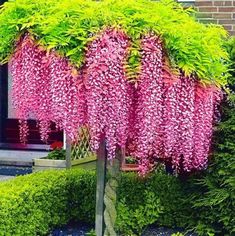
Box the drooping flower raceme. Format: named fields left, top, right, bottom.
left=192, top=84, right=222, bottom=170
left=161, top=77, right=222, bottom=172
left=132, top=35, right=164, bottom=174
left=10, top=35, right=52, bottom=142
left=132, top=37, right=222, bottom=173
left=85, top=29, right=132, bottom=159
left=164, top=76, right=196, bottom=172
left=48, top=53, right=87, bottom=141
left=10, top=35, right=87, bottom=143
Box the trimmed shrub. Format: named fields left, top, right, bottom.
left=68, top=168, right=192, bottom=235
left=0, top=163, right=234, bottom=236
left=0, top=168, right=192, bottom=236
left=116, top=171, right=191, bottom=235
left=68, top=169, right=96, bottom=224
left=0, top=169, right=95, bottom=236
left=0, top=170, right=71, bottom=236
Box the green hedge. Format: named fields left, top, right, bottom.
left=0, top=169, right=97, bottom=236
left=0, top=169, right=191, bottom=236
left=69, top=168, right=193, bottom=235
left=0, top=170, right=72, bottom=236
left=0, top=165, right=234, bottom=236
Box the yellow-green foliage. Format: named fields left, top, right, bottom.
left=0, top=170, right=71, bottom=235
left=0, top=169, right=188, bottom=236
left=0, top=0, right=229, bottom=86
left=0, top=169, right=96, bottom=236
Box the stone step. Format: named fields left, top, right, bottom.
left=0, top=175, right=15, bottom=182
left=0, top=150, right=48, bottom=166
left=0, top=150, right=48, bottom=176
left=0, top=159, right=33, bottom=167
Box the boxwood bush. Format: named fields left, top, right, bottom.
left=0, top=168, right=191, bottom=236
left=0, top=163, right=234, bottom=235
left=0, top=170, right=72, bottom=236
left=69, top=168, right=193, bottom=235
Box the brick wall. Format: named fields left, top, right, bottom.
left=195, top=0, right=235, bottom=35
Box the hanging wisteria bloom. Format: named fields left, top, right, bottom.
left=192, top=84, right=222, bottom=170
left=132, top=52, right=222, bottom=174
left=48, top=53, right=87, bottom=141
left=10, top=35, right=87, bottom=143
left=162, top=76, right=180, bottom=162
left=164, top=76, right=196, bottom=172
left=84, top=28, right=132, bottom=159
left=133, top=34, right=164, bottom=175
left=162, top=77, right=223, bottom=172
left=10, top=35, right=51, bottom=142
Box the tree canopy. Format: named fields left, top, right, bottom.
left=0, top=0, right=229, bottom=86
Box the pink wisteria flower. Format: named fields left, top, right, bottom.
left=10, top=35, right=87, bottom=143
left=132, top=34, right=164, bottom=175
left=9, top=31, right=223, bottom=174
left=84, top=28, right=132, bottom=159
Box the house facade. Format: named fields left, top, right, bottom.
left=0, top=0, right=234, bottom=151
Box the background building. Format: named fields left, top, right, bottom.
left=179, top=0, right=235, bottom=35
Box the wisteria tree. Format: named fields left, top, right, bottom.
left=0, top=0, right=229, bottom=235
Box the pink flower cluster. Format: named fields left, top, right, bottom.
left=10, top=35, right=87, bottom=143
left=9, top=30, right=222, bottom=173
left=131, top=35, right=164, bottom=174
left=84, top=29, right=132, bottom=159
left=128, top=35, right=222, bottom=174
left=10, top=30, right=132, bottom=159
